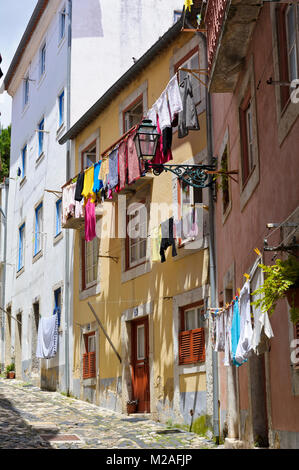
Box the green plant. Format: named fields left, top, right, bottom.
left=6, top=363, right=15, bottom=373
left=251, top=256, right=299, bottom=324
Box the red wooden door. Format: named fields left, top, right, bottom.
left=131, top=317, right=150, bottom=413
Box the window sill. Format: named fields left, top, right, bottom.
left=32, top=250, right=43, bottom=264
left=174, top=235, right=209, bottom=261
left=19, top=176, right=27, bottom=190
left=178, top=363, right=206, bottom=374
left=16, top=267, right=25, bottom=278
left=82, top=377, right=96, bottom=386
left=121, top=260, right=151, bottom=283
left=79, top=282, right=100, bottom=301
left=240, top=163, right=259, bottom=212
left=53, top=231, right=63, bottom=245
left=36, top=152, right=45, bottom=167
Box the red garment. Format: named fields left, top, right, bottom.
left=152, top=115, right=173, bottom=164
left=85, top=198, right=96, bottom=242
left=117, top=140, right=127, bottom=192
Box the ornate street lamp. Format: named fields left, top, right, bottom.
left=134, top=119, right=217, bottom=189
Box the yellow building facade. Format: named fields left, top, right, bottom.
left=61, top=24, right=214, bottom=427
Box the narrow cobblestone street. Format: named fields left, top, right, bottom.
left=0, top=378, right=222, bottom=450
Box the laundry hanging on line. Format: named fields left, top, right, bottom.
left=36, top=312, right=59, bottom=359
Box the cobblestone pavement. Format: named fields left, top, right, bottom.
left=0, top=378, right=223, bottom=450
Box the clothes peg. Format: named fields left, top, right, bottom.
left=244, top=273, right=250, bottom=281
left=254, top=247, right=262, bottom=257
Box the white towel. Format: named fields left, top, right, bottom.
left=155, top=91, right=171, bottom=130
left=36, top=314, right=59, bottom=359
left=235, top=281, right=253, bottom=364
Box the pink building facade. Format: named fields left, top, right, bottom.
left=205, top=0, right=299, bottom=448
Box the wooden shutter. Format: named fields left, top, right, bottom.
left=83, top=352, right=96, bottom=379
left=179, top=328, right=205, bottom=365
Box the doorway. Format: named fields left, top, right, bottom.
left=131, top=317, right=150, bottom=413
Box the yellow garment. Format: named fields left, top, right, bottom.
left=184, top=0, right=193, bottom=12
left=81, top=166, right=96, bottom=203
left=99, top=157, right=109, bottom=183
left=151, top=225, right=162, bottom=262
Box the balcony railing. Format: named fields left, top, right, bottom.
left=205, top=0, right=228, bottom=73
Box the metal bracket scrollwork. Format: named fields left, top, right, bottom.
left=144, top=158, right=217, bottom=189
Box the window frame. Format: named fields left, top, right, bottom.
left=177, top=178, right=202, bottom=247
left=18, top=223, right=25, bottom=272
left=55, top=198, right=62, bottom=237
left=81, top=140, right=97, bottom=171
left=239, top=87, right=255, bottom=188
left=174, top=47, right=201, bottom=107
left=38, top=118, right=45, bottom=157
left=179, top=301, right=205, bottom=365
left=21, top=145, right=27, bottom=180
left=125, top=200, right=148, bottom=271
left=122, top=94, right=144, bottom=134
left=59, top=5, right=66, bottom=43
left=58, top=90, right=65, bottom=128
left=34, top=202, right=43, bottom=257
left=285, top=5, right=299, bottom=83
left=23, top=76, right=29, bottom=108
left=39, top=43, right=46, bottom=78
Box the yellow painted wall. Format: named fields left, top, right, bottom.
left=179, top=373, right=206, bottom=393
left=71, top=32, right=209, bottom=413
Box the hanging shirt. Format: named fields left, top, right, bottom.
left=167, top=75, right=183, bottom=123
left=93, top=161, right=103, bottom=194
left=117, top=140, right=127, bottom=192
left=160, top=217, right=177, bottom=263
left=147, top=107, right=157, bottom=127
left=152, top=115, right=173, bottom=165
left=74, top=172, right=85, bottom=202
left=178, top=75, right=200, bottom=139
left=85, top=198, right=96, bottom=242
left=151, top=225, right=162, bottom=262
left=235, top=281, right=253, bottom=364
left=223, top=305, right=233, bottom=366
left=108, top=148, right=119, bottom=191
left=127, top=132, right=141, bottom=185
left=81, top=166, right=96, bottom=203
left=155, top=91, right=171, bottom=131
left=231, top=298, right=242, bottom=367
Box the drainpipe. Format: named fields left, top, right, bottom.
left=0, top=178, right=8, bottom=370
left=198, top=31, right=220, bottom=445
left=64, top=0, right=72, bottom=396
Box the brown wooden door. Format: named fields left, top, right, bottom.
left=131, top=317, right=150, bottom=413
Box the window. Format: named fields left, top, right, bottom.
left=59, top=6, right=66, bottom=42
left=178, top=179, right=202, bottom=245
left=23, top=76, right=29, bottom=107
left=54, top=287, right=61, bottom=327
left=58, top=91, right=65, bottom=128
left=240, top=90, right=254, bottom=186
left=221, top=145, right=230, bottom=214
left=55, top=199, right=62, bottom=237
left=21, top=145, right=27, bottom=179
left=174, top=10, right=182, bottom=23
left=40, top=43, right=46, bottom=77
left=81, top=236, right=98, bottom=290
left=276, top=4, right=299, bottom=109
left=176, top=49, right=201, bottom=106
left=126, top=201, right=148, bottom=269
left=18, top=223, right=25, bottom=272
left=81, top=143, right=96, bottom=170
left=38, top=118, right=44, bottom=157
left=83, top=332, right=96, bottom=379
left=34, top=203, right=43, bottom=256
left=123, top=97, right=143, bottom=134
left=179, top=303, right=205, bottom=365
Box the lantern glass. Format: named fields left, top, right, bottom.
left=134, top=119, right=159, bottom=161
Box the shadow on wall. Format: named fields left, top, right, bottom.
left=72, top=0, right=104, bottom=38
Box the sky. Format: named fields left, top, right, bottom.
left=0, top=0, right=38, bottom=128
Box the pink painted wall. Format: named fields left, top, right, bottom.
left=211, top=4, right=299, bottom=433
